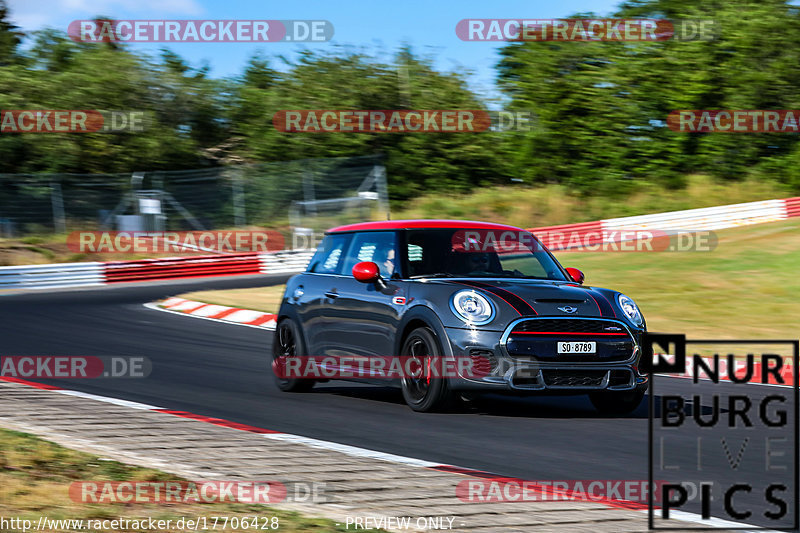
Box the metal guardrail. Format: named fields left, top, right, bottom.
left=259, top=251, right=314, bottom=274
left=528, top=197, right=800, bottom=251
left=786, top=197, right=800, bottom=217
left=104, top=254, right=263, bottom=283
left=2, top=196, right=798, bottom=291
left=0, top=262, right=105, bottom=290
left=602, top=199, right=788, bottom=231
left=0, top=251, right=314, bottom=291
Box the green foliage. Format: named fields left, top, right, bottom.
left=0, top=29, right=210, bottom=173
left=497, top=0, right=800, bottom=193
left=1, top=0, right=800, bottom=200
left=0, top=0, right=21, bottom=65
left=228, top=46, right=507, bottom=199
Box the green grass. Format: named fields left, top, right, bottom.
left=391, top=174, right=793, bottom=229
left=557, top=218, right=800, bottom=340
left=178, top=218, right=800, bottom=341
left=0, top=428, right=362, bottom=532
left=1, top=174, right=794, bottom=265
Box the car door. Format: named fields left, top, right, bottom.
left=321, top=231, right=405, bottom=366
left=301, top=232, right=353, bottom=356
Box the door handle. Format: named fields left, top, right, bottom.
left=324, top=291, right=339, bottom=299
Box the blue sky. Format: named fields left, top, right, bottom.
left=8, top=0, right=622, bottom=100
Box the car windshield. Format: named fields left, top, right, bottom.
left=403, top=228, right=568, bottom=281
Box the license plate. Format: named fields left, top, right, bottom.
left=557, top=341, right=596, bottom=354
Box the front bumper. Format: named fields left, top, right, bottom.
left=443, top=317, right=648, bottom=393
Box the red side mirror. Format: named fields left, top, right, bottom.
left=352, top=261, right=380, bottom=283
left=565, top=267, right=584, bottom=284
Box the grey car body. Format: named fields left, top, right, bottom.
left=273, top=219, right=649, bottom=413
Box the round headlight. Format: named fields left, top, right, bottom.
left=450, top=289, right=495, bottom=325
left=617, top=293, right=644, bottom=327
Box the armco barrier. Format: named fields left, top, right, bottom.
left=104, top=253, right=263, bottom=283
left=0, top=251, right=315, bottom=290
left=2, top=196, right=799, bottom=291
left=0, top=262, right=104, bottom=290
left=527, top=196, right=800, bottom=248
left=602, top=198, right=787, bottom=232
left=786, top=196, right=800, bottom=217
left=259, top=250, right=315, bottom=274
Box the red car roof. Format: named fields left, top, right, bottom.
left=327, top=219, right=528, bottom=233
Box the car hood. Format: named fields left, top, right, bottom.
left=432, top=279, right=620, bottom=319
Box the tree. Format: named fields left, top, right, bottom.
left=0, top=0, right=22, bottom=65
left=497, top=0, right=800, bottom=193
left=229, top=47, right=507, bottom=199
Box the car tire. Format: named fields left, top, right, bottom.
left=400, top=327, right=454, bottom=412
left=271, top=318, right=315, bottom=393
left=588, top=386, right=645, bottom=415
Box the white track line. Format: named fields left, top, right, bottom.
left=263, top=433, right=440, bottom=467
left=55, top=389, right=162, bottom=410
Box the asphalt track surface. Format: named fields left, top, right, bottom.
left=1, top=276, right=796, bottom=529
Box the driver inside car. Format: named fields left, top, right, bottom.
left=379, top=247, right=396, bottom=278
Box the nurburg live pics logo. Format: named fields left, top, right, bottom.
left=641, top=333, right=799, bottom=530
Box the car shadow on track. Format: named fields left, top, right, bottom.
left=467, top=393, right=722, bottom=420
left=305, top=384, right=710, bottom=419
left=311, top=383, right=406, bottom=405
left=463, top=393, right=647, bottom=419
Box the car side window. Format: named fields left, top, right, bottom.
left=406, top=243, right=424, bottom=277
left=307, top=234, right=352, bottom=275
left=404, top=230, right=445, bottom=278
left=342, top=231, right=399, bottom=279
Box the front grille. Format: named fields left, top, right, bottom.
left=505, top=318, right=635, bottom=363
left=511, top=318, right=625, bottom=335
left=542, top=369, right=607, bottom=387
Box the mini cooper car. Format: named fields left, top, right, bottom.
left=272, top=220, right=648, bottom=413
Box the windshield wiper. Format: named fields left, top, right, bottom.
left=409, top=272, right=456, bottom=279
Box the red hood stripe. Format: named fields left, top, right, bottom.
left=587, top=290, right=617, bottom=318
left=455, top=281, right=537, bottom=316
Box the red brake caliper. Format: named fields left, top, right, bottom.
left=426, top=356, right=432, bottom=385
